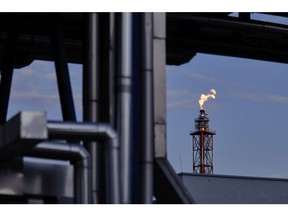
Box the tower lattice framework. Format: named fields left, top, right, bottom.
left=190, top=109, right=215, bottom=174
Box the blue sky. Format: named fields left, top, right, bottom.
left=5, top=13, right=288, bottom=179
left=7, top=53, right=288, bottom=179
left=167, top=54, right=288, bottom=178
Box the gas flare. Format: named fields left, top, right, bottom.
left=199, top=89, right=217, bottom=110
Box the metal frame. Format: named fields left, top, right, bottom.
left=192, top=133, right=214, bottom=174
left=0, top=111, right=121, bottom=203
left=191, top=110, right=215, bottom=174
left=0, top=13, right=196, bottom=204
left=51, top=14, right=77, bottom=121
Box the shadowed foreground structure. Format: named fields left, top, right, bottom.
left=0, top=12, right=288, bottom=203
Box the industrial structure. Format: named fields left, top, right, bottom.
left=190, top=109, right=215, bottom=174
left=0, top=12, right=288, bottom=203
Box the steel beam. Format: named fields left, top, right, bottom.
left=51, top=14, right=77, bottom=121
left=153, top=158, right=195, bottom=204
left=0, top=19, right=19, bottom=124
left=152, top=13, right=195, bottom=204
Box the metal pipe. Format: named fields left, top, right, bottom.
left=83, top=13, right=101, bottom=203
left=108, top=13, right=116, bottom=128
left=0, top=19, right=19, bottom=124
left=51, top=14, right=77, bottom=121
left=116, top=13, right=133, bottom=204
left=47, top=121, right=121, bottom=204
left=27, top=141, right=92, bottom=204
left=139, top=13, right=154, bottom=204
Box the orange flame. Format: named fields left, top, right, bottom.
left=199, top=89, right=217, bottom=110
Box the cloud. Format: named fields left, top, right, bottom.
left=184, top=71, right=217, bottom=82
left=266, top=94, right=288, bottom=104
left=168, top=99, right=194, bottom=109
left=228, top=92, right=260, bottom=102
left=167, top=89, right=192, bottom=97
left=167, top=89, right=198, bottom=109
left=228, top=91, right=288, bottom=105
left=8, top=60, right=82, bottom=120
left=12, top=91, right=57, bottom=99
left=167, top=65, right=217, bottom=82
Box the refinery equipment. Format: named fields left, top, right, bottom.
left=0, top=12, right=288, bottom=204
left=190, top=109, right=215, bottom=174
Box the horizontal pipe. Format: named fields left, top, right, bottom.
left=46, top=121, right=121, bottom=204
left=47, top=121, right=117, bottom=141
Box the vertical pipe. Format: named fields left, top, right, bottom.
left=116, top=13, right=132, bottom=204
left=83, top=13, right=101, bottom=203
left=139, top=13, right=154, bottom=204
left=73, top=147, right=92, bottom=204
left=105, top=132, right=121, bottom=203
left=46, top=122, right=121, bottom=203
left=0, top=19, right=19, bottom=124
left=109, top=13, right=116, bottom=128
left=51, top=14, right=77, bottom=121
left=29, top=142, right=92, bottom=204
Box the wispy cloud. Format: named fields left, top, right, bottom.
left=167, top=65, right=217, bottom=82
left=168, top=99, right=194, bottom=109
left=228, top=91, right=288, bottom=105
left=228, top=92, right=260, bottom=102
left=167, top=89, right=198, bottom=109
left=12, top=91, right=59, bottom=99
left=167, top=89, right=192, bottom=97
left=266, top=94, right=288, bottom=104
left=8, top=60, right=82, bottom=120
left=184, top=71, right=217, bottom=82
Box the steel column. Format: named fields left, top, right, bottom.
left=139, top=13, right=154, bottom=204
left=0, top=19, right=19, bottom=124
left=51, top=14, right=77, bottom=121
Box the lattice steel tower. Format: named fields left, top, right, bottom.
left=190, top=109, right=215, bottom=174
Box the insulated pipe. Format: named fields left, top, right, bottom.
left=51, top=14, right=77, bottom=121
left=47, top=121, right=121, bottom=204
left=27, top=141, right=91, bottom=204
left=139, top=13, right=154, bottom=204
left=83, top=13, right=101, bottom=203
left=116, top=13, right=133, bottom=204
